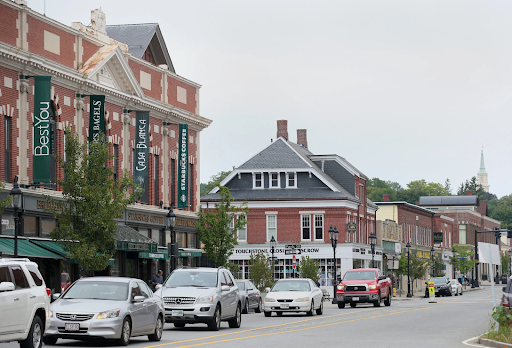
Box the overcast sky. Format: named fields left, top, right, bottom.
left=33, top=0, right=512, bottom=198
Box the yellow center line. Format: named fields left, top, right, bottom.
left=144, top=307, right=431, bottom=348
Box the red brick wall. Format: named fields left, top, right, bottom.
left=396, top=205, right=435, bottom=248
left=128, top=59, right=162, bottom=101
left=27, top=15, right=75, bottom=69
left=0, top=67, right=20, bottom=181
left=0, top=3, right=18, bottom=47
left=167, top=76, right=197, bottom=114
left=82, top=39, right=100, bottom=67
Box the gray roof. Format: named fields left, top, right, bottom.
left=202, top=188, right=350, bottom=201
left=106, top=23, right=175, bottom=73
left=418, top=196, right=479, bottom=207
left=238, top=138, right=310, bottom=169
left=116, top=225, right=156, bottom=244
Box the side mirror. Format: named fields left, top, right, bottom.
left=378, top=275, right=386, bottom=280
left=221, top=285, right=230, bottom=292
left=265, top=287, right=271, bottom=293
left=52, top=293, right=61, bottom=300
left=0, top=282, right=15, bottom=292
left=134, top=295, right=145, bottom=303
left=155, top=284, right=162, bottom=290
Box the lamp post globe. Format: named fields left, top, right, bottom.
left=369, top=233, right=376, bottom=268
left=10, top=176, right=22, bottom=258
left=406, top=241, right=412, bottom=298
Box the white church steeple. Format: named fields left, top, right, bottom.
left=477, top=147, right=489, bottom=193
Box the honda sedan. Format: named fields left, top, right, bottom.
left=263, top=278, right=323, bottom=317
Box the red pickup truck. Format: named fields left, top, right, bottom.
left=336, top=268, right=392, bottom=309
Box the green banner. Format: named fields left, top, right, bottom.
left=434, top=232, right=443, bottom=243
left=134, top=112, right=149, bottom=199
left=178, top=124, right=188, bottom=208
left=33, top=76, right=52, bottom=183
left=88, top=95, right=105, bottom=143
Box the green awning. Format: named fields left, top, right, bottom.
left=139, top=251, right=168, bottom=260
left=179, top=248, right=203, bottom=258
left=29, top=240, right=78, bottom=263
left=0, top=238, right=63, bottom=259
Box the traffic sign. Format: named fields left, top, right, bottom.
left=292, top=255, right=297, bottom=270
left=285, top=249, right=301, bottom=255
left=285, top=244, right=301, bottom=249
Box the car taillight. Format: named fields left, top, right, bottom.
left=503, top=296, right=509, bottom=308
left=46, top=288, right=51, bottom=296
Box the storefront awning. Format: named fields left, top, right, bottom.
left=29, top=239, right=78, bottom=263
left=115, top=225, right=157, bottom=252
left=0, top=238, right=63, bottom=259
left=139, top=251, right=168, bottom=260
left=179, top=248, right=203, bottom=257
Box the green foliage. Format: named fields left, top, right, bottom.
left=484, top=309, right=512, bottom=343
left=457, top=176, right=487, bottom=201
left=44, top=128, right=138, bottom=275
left=449, top=244, right=477, bottom=275
left=200, top=171, right=231, bottom=197
left=0, top=181, right=11, bottom=212
left=502, top=254, right=511, bottom=275
left=196, top=186, right=248, bottom=267
left=227, top=262, right=241, bottom=279
left=248, top=252, right=273, bottom=291
left=489, top=195, right=512, bottom=229
left=367, top=177, right=450, bottom=204
left=433, top=261, right=445, bottom=277
left=299, top=256, right=319, bottom=281
left=396, top=252, right=429, bottom=288
left=366, top=178, right=403, bottom=202
left=399, top=180, right=451, bottom=205
left=492, top=306, right=512, bottom=326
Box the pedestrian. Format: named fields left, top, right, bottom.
left=150, top=269, right=163, bottom=291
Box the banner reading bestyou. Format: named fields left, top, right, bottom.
left=88, top=95, right=105, bottom=143
left=134, top=112, right=149, bottom=195
left=33, top=76, right=52, bottom=183
left=178, top=124, right=188, bottom=208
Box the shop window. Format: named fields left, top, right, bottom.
left=138, top=228, right=149, bottom=239
left=41, top=218, right=56, bottom=238
left=187, top=233, right=196, bottom=249
left=4, top=116, right=11, bottom=182
left=266, top=215, right=277, bottom=241
left=302, top=215, right=311, bottom=240
left=151, top=228, right=160, bottom=244
left=178, top=232, right=186, bottom=248
left=24, top=216, right=38, bottom=237
left=314, top=215, right=323, bottom=240
left=1, top=213, right=14, bottom=235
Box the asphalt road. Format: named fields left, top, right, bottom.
left=0, top=286, right=498, bottom=348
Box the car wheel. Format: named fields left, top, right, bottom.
left=455, top=290, right=458, bottom=296
left=306, top=301, right=314, bottom=316
left=208, top=306, right=221, bottom=331
left=242, top=298, right=249, bottom=314
left=373, top=293, right=381, bottom=307
left=460, top=289, right=463, bottom=296
left=350, top=302, right=357, bottom=308
left=174, top=323, right=186, bottom=328
left=316, top=300, right=323, bottom=315
left=117, top=318, right=131, bottom=346
left=148, top=315, right=163, bottom=341
left=264, top=311, right=272, bottom=317
left=384, top=292, right=391, bottom=306
left=337, top=302, right=345, bottom=309
left=255, top=299, right=262, bottom=313
left=20, top=315, right=43, bottom=348
left=43, top=337, right=58, bottom=345
left=228, top=304, right=242, bottom=328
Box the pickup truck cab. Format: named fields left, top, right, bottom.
left=336, top=268, right=392, bottom=309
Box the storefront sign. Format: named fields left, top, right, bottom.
left=33, top=76, right=52, bottom=183
left=88, top=95, right=105, bottom=143
left=434, top=232, right=443, bottom=243
left=139, top=252, right=167, bottom=259
left=37, top=200, right=64, bottom=212
left=128, top=243, right=149, bottom=251
left=134, top=112, right=149, bottom=196
left=179, top=250, right=203, bottom=257
left=347, top=222, right=357, bottom=234
left=234, top=247, right=321, bottom=255
left=127, top=212, right=165, bottom=225
left=175, top=218, right=196, bottom=228
left=178, top=124, right=188, bottom=208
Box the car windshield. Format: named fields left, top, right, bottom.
left=61, top=274, right=67, bottom=282
left=432, top=277, right=447, bottom=285
left=272, top=280, right=310, bottom=292
left=343, top=271, right=376, bottom=280
left=165, top=271, right=217, bottom=287
left=450, top=280, right=457, bottom=285
left=62, top=281, right=128, bottom=301
left=236, top=281, right=245, bottom=290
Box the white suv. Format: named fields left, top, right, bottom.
left=0, top=258, right=51, bottom=348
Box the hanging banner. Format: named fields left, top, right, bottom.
left=134, top=112, right=149, bottom=197
left=33, top=76, right=52, bottom=183
left=88, top=95, right=105, bottom=143
left=178, top=124, right=188, bottom=208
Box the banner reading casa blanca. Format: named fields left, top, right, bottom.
left=33, top=76, right=52, bottom=183
left=134, top=112, right=149, bottom=198
left=178, top=124, right=188, bottom=208
left=88, top=95, right=105, bottom=143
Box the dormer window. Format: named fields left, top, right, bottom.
left=253, top=173, right=263, bottom=189
left=270, top=172, right=280, bottom=188
left=286, top=172, right=297, bottom=188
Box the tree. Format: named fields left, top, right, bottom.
left=44, top=128, right=138, bottom=275
left=444, top=178, right=452, bottom=195
left=399, top=180, right=451, bottom=204
left=227, top=262, right=241, bottom=279
left=489, top=195, right=512, bottom=229
left=396, top=252, right=429, bottom=292
left=299, top=256, right=319, bottom=281
left=200, top=170, right=232, bottom=197
left=0, top=181, right=11, bottom=212
left=366, top=178, right=403, bottom=202
left=501, top=254, right=511, bottom=275
left=449, top=244, right=477, bottom=275
left=248, top=252, right=273, bottom=291
left=196, top=186, right=248, bottom=267
left=457, top=177, right=487, bottom=201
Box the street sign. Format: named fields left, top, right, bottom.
left=292, top=255, right=296, bottom=269
left=285, top=249, right=301, bottom=255
left=347, top=222, right=357, bottom=234
left=434, top=232, right=443, bottom=243
left=285, top=244, right=301, bottom=249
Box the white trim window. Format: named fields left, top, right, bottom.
left=270, top=172, right=280, bottom=188
left=314, top=214, right=323, bottom=241
left=253, top=172, right=263, bottom=189
left=237, top=215, right=247, bottom=242
left=301, top=214, right=311, bottom=240
left=286, top=172, right=297, bottom=188
left=267, top=215, right=277, bottom=241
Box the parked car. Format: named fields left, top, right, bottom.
left=424, top=277, right=451, bottom=298
left=449, top=279, right=463, bottom=296
left=60, top=272, right=71, bottom=293
left=501, top=276, right=512, bottom=308
left=154, top=267, right=242, bottom=331
left=0, top=258, right=51, bottom=348
left=336, top=268, right=392, bottom=308
left=236, top=280, right=262, bottom=314
left=43, top=277, right=164, bottom=345
left=263, top=278, right=323, bottom=317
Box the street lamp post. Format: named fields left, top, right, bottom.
left=369, top=232, right=377, bottom=268
left=430, top=246, right=435, bottom=278
left=406, top=242, right=412, bottom=298
left=167, top=206, right=176, bottom=271
left=10, top=176, right=22, bottom=258
left=270, top=236, right=276, bottom=280
left=452, top=247, right=457, bottom=280
left=329, top=226, right=339, bottom=304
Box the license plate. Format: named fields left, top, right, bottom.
left=352, top=297, right=359, bottom=302
left=65, top=323, right=79, bottom=331
left=171, top=310, right=184, bottom=317
left=280, top=304, right=289, bottom=309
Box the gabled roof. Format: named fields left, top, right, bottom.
left=238, top=137, right=311, bottom=169
left=106, top=23, right=175, bottom=73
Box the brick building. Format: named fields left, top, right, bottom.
left=0, top=1, right=210, bottom=291
left=201, top=120, right=379, bottom=290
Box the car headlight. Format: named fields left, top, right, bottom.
left=369, top=284, right=377, bottom=290
left=197, top=296, right=214, bottom=304
left=265, top=297, right=276, bottom=302
left=295, top=297, right=309, bottom=302
left=337, top=285, right=344, bottom=291
left=97, top=309, right=121, bottom=319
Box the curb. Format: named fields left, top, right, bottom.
left=479, top=337, right=512, bottom=348
left=392, top=286, right=482, bottom=300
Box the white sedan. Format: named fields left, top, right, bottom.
left=449, top=279, right=463, bottom=296
left=263, top=278, right=323, bottom=317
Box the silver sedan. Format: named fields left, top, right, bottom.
left=263, top=278, right=323, bottom=317
left=449, top=279, right=463, bottom=296
left=43, top=277, right=164, bottom=346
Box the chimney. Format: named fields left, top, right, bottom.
left=277, top=120, right=288, bottom=140
left=467, top=190, right=473, bottom=196
left=297, top=129, right=308, bottom=148
left=383, top=194, right=390, bottom=202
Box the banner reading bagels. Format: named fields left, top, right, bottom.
left=178, top=124, right=188, bottom=208
left=33, top=76, right=52, bottom=183
left=88, top=95, right=105, bottom=143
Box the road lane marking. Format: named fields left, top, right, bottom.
left=144, top=307, right=431, bottom=348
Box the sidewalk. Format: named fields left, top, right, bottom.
left=393, top=284, right=482, bottom=300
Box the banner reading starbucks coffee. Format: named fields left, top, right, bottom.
left=33, top=76, right=52, bottom=183
left=88, top=95, right=105, bottom=143
left=178, top=124, right=188, bottom=208
left=134, top=112, right=149, bottom=197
